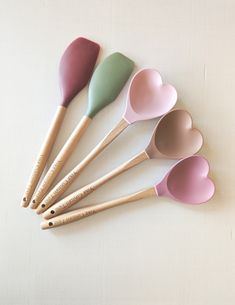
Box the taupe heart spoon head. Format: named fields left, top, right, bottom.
left=145, top=109, right=203, bottom=159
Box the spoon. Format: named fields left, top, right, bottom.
left=40, top=109, right=203, bottom=217
left=38, top=69, right=177, bottom=212
left=21, top=37, right=100, bottom=208
left=40, top=155, right=215, bottom=229
left=30, top=52, right=134, bottom=209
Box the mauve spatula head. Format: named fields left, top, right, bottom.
left=156, top=156, right=215, bottom=204
left=146, top=109, right=203, bottom=159
left=59, top=37, right=100, bottom=107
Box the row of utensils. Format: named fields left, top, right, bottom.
left=21, top=37, right=215, bottom=230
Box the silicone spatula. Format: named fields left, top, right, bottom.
left=38, top=69, right=177, bottom=212
left=30, top=53, right=134, bottom=209
left=21, top=37, right=100, bottom=208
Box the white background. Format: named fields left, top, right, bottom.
left=1, top=1, right=235, bottom=304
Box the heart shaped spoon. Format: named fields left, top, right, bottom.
left=41, top=155, right=215, bottom=229
left=38, top=69, right=177, bottom=213
left=21, top=37, right=100, bottom=208
left=41, top=109, right=203, bottom=218
left=30, top=52, right=134, bottom=209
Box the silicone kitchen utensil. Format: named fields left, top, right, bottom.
left=41, top=156, right=215, bottom=229
left=21, top=37, right=100, bottom=208
left=38, top=69, right=177, bottom=212
left=40, top=109, right=203, bottom=217
left=30, top=52, right=134, bottom=209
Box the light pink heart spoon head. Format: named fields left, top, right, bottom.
left=155, top=156, right=215, bottom=204
left=123, top=69, right=177, bottom=124
left=145, top=109, right=203, bottom=159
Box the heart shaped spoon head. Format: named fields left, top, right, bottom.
left=123, top=69, right=177, bottom=123
left=146, top=109, right=203, bottom=159
left=59, top=37, right=100, bottom=107
left=156, top=156, right=215, bottom=204
left=86, top=53, right=134, bottom=118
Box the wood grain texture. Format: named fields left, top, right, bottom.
left=41, top=187, right=156, bottom=229
left=2, top=1, right=235, bottom=304
left=38, top=117, right=129, bottom=213
left=41, top=150, right=149, bottom=218
left=29, top=115, right=91, bottom=209
left=21, top=105, right=66, bottom=207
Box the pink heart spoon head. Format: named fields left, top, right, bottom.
left=155, top=156, right=215, bottom=204
left=123, top=69, right=177, bottom=124
left=59, top=37, right=100, bottom=107
left=145, top=109, right=203, bottom=159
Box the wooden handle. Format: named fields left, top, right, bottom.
left=37, top=118, right=129, bottom=213
left=41, top=187, right=156, bottom=229
left=41, top=150, right=149, bottom=218
left=29, top=116, right=91, bottom=209
left=21, top=106, right=66, bottom=207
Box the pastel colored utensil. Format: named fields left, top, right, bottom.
left=41, top=155, right=215, bottom=229
left=21, top=37, right=100, bottom=208
left=38, top=69, right=177, bottom=213
left=30, top=52, right=134, bottom=209
left=41, top=109, right=203, bottom=218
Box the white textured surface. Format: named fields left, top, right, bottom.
left=0, top=1, right=235, bottom=304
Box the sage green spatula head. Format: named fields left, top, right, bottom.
left=86, top=52, right=134, bottom=118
